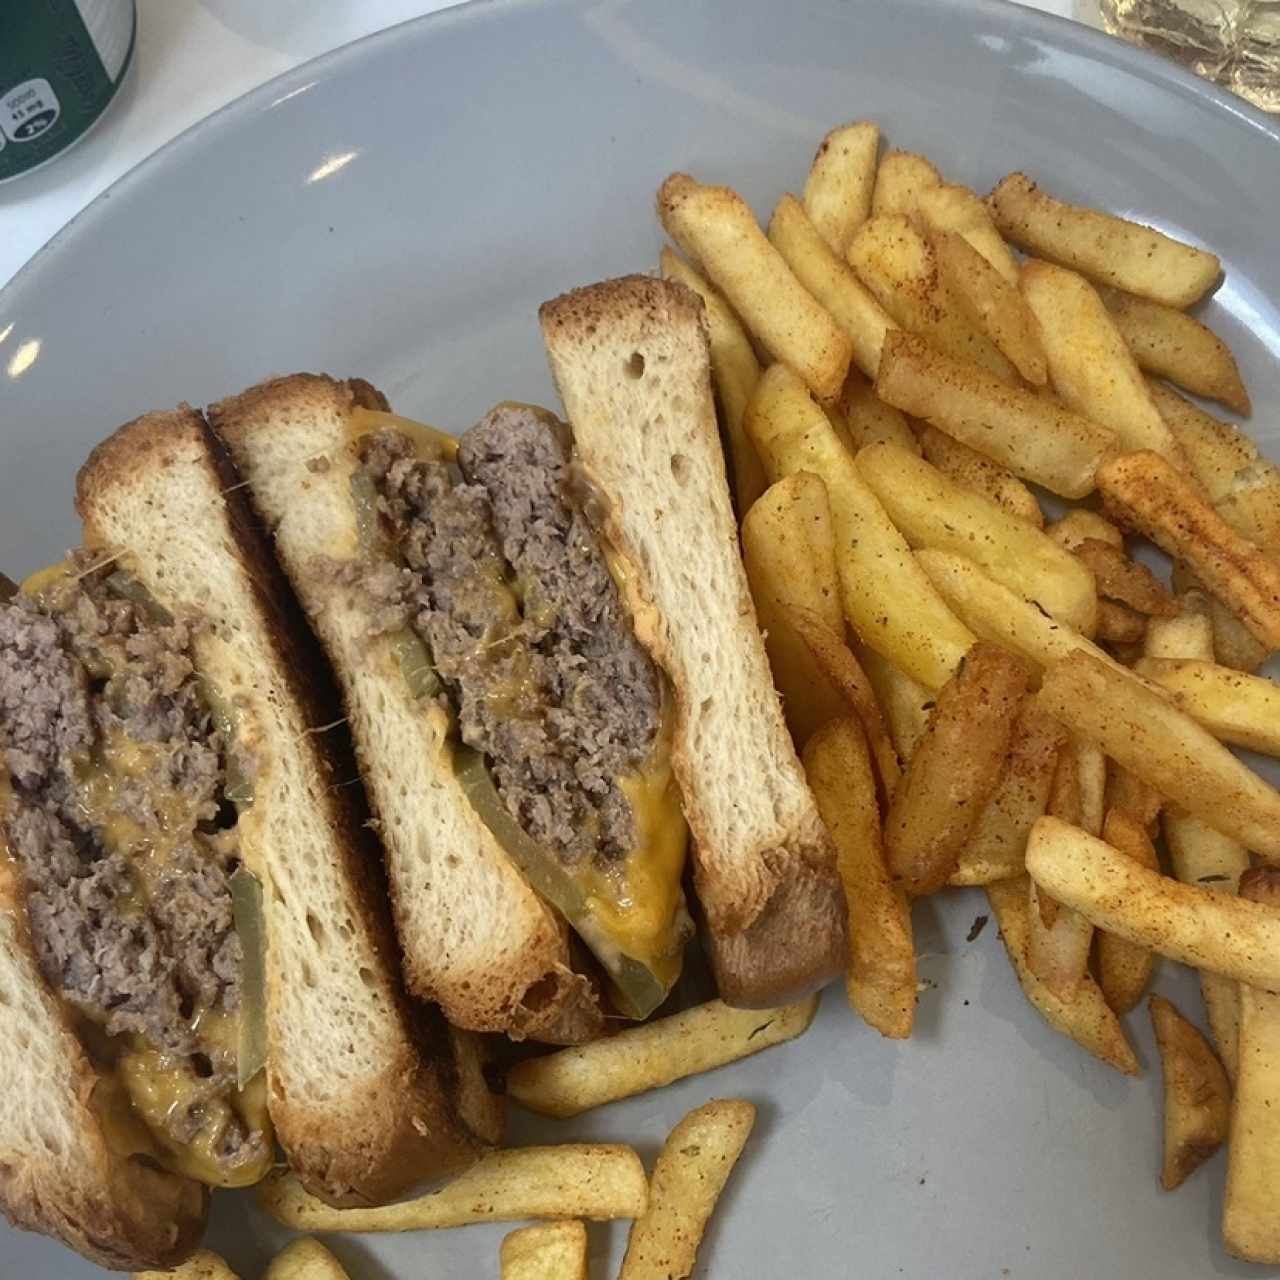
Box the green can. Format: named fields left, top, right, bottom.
left=0, top=0, right=136, bottom=183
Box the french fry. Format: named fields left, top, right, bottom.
left=618, top=1100, right=755, bottom=1280
left=856, top=643, right=934, bottom=764
left=871, top=149, right=941, bottom=216
left=1026, top=816, right=1280, bottom=988
left=134, top=1252, right=239, bottom=1280
left=1105, top=762, right=1162, bottom=833
left=768, top=193, right=898, bottom=378
left=1173, top=563, right=1275, bottom=671
left=263, top=1239, right=350, bottom=1280
left=985, top=875, right=1139, bottom=1076
left=1047, top=509, right=1124, bottom=552
left=657, top=173, right=852, bottom=402
left=840, top=366, right=920, bottom=454
left=884, top=643, right=1033, bottom=895
left=1143, top=587, right=1214, bottom=661
left=855, top=441, right=1096, bottom=633
left=805, top=719, right=916, bottom=1038
left=507, top=998, right=817, bottom=1119
left=1072, top=539, right=1176, bottom=619
left=1219, top=460, right=1280, bottom=552
left=875, top=331, right=1115, bottom=498
left=930, top=227, right=1048, bottom=384
left=746, top=363, right=976, bottom=690
left=1097, top=811, right=1159, bottom=1015
left=989, top=173, right=1220, bottom=307
left=1097, top=600, right=1146, bottom=645
left=1027, top=874, right=1094, bottom=1002
left=1149, top=995, right=1231, bottom=1191
left=914, top=182, right=1020, bottom=285
left=1104, top=291, right=1250, bottom=415
left=1136, top=657, right=1280, bottom=756
left=916, top=424, right=1044, bottom=527
left=1038, top=650, right=1280, bottom=860
left=950, top=702, right=1066, bottom=886
left=847, top=216, right=1016, bottom=380
left=1223, top=868, right=1280, bottom=1263
left=1021, top=261, right=1185, bottom=467
left=659, top=247, right=765, bottom=514
left=1147, top=377, right=1257, bottom=503
left=1165, top=811, right=1248, bottom=1081
left=500, top=1221, right=588, bottom=1280
left=803, top=120, right=880, bottom=253
left=1098, top=450, right=1280, bottom=649
left=257, top=1145, right=649, bottom=1231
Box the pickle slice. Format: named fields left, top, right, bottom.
left=230, top=867, right=268, bottom=1089
left=104, top=568, right=175, bottom=626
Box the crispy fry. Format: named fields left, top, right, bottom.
left=1021, top=261, right=1184, bottom=467
left=1097, top=811, right=1159, bottom=1014
left=134, top=1252, right=239, bottom=1280
left=1027, top=875, right=1094, bottom=1001
left=1149, top=995, right=1231, bottom=1191
left=840, top=367, right=920, bottom=454
left=1173, top=564, right=1275, bottom=671
left=875, top=331, right=1115, bottom=498
left=768, top=193, right=898, bottom=379
left=1104, top=291, right=1249, bottom=415
left=1223, top=869, right=1280, bottom=1263
left=1143, top=587, right=1214, bottom=661
left=856, top=441, right=1095, bottom=633
left=914, top=182, right=1020, bottom=285
left=871, top=149, right=941, bottom=216
left=856, top=643, right=934, bottom=764
left=1073, top=539, right=1176, bottom=618
left=805, top=719, right=916, bottom=1038
left=1098, top=450, right=1280, bottom=649
left=985, top=875, right=1139, bottom=1076
left=1105, top=762, right=1163, bottom=833
left=930, top=227, right=1047, bottom=384
left=1136, top=657, right=1280, bottom=756
left=848, top=216, right=1016, bottom=380
left=1218, top=460, right=1280, bottom=553
left=746, top=363, right=975, bottom=690
left=659, top=247, right=765, bottom=515
left=507, top=998, right=817, bottom=1119
left=263, top=1239, right=350, bottom=1280
left=916, top=424, right=1044, bottom=527
left=1047, top=509, right=1124, bottom=552
left=1038, top=650, right=1280, bottom=860
left=618, top=1100, right=755, bottom=1280
left=500, top=1221, right=588, bottom=1280
left=1096, top=600, right=1146, bottom=645
left=1147, top=377, right=1257, bottom=503
left=657, top=173, right=852, bottom=401
left=1026, top=816, right=1280, bottom=988
left=988, top=173, right=1220, bottom=307
left=258, top=1146, right=648, bottom=1231
left=803, top=120, right=880, bottom=253
left=884, top=643, right=1033, bottom=895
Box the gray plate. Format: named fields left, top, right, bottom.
left=2, top=0, right=1279, bottom=1276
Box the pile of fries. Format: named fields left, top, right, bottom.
left=658, top=124, right=1280, bottom=1265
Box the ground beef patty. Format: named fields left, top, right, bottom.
left=359, top=406, right=662, bottom=865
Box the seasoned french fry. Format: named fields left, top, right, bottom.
left=875, top=331, right=1115, bottom=498
left=1097, top=811, right=1159, bottom=1014
left=856, top=643, right=934, bottom=764
left=1223, top=868, right=1280, bottom=1263
left=1174, top=563, right=1275, bottom=671
left=1105, top=291, right=1250, bottom=415
left=1219, top=460, right=1280, bottom=552
left=950, top=702, right=1066, bottom=886
left=1105, top=762, right=1162, bottom=833
left=768, top=193, right=898, bottom=378
left=1038, top=650, right=1280, bottom=860
left=657, top=173, right=852, bottom=402
left=885, top=643, right=1032, bottom=895
left=1073, top=539, right=1176, bottom=619
left=848, top=216, right=1016, bottom=380
left=660, top=247, right=765, bottom=514
left=1098, top=450, right=1280, bottom=649
left=746, top=363, right=975, bottom=690
left=871, top=149, right=941, bottom=216
left=619, top=1100, right=755, bottom=1280
left=840, top=367, right=920, bottom=454
left=1047, top=509, right=1124, bottom=552
left=500, top=1221, right=588, bottom=1280
left=856, top=441, right=1095, bottom=633
left=258, top=1146, right=648, bottom=1231
left=803, top=120, right=880, bottom=253
left=263, top=1239, right=350, bottom=1280
left=916, top=424, right=1044, bottom=527
left=931, top=227, right=1047, bottom=384
left=985, top=875, right=1139, bottom=1076
left=1026, top=816, right=1280, bottom=987
left=1136, top=657, right=1280, bottom=756
left=805, top=719, right=916, bottom=1038
left=1143, top=587, right=1214, bottom=661
left=134, top=1252, right=239, bottom=1280
left=915, top=182, right=1020, bottom=285
left=1097, top=600, right=1147, bottom=645
left=1149, top=995, right=1231, bottom=1191
left=508, top=998, right=817, bottom=1119
left=1027, top=874, right=1094, bottom=1002
left=989, top=173, right=1220, bottom=307
left=1021, top=261, right=1184, bottom=467
left=1147, top=377, right=1257, bottom=503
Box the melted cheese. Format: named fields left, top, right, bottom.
left=348, top=406, right=459, bottom=461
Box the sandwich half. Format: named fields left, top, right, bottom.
left=0, top=409, right=501, bottom=1268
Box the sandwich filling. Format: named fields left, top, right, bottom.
left=0, top=558, right=271, bottom=1186
left=346, top=404, right=690, bottom=1016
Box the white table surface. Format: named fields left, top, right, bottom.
left=0, top=0, right=1095, bottom=291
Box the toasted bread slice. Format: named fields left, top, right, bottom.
left=208, top=379, right=601, bottom=1043
left=540, top=275, right=846, bottom=1005
left=73, top=408, right=503, bottom=1206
